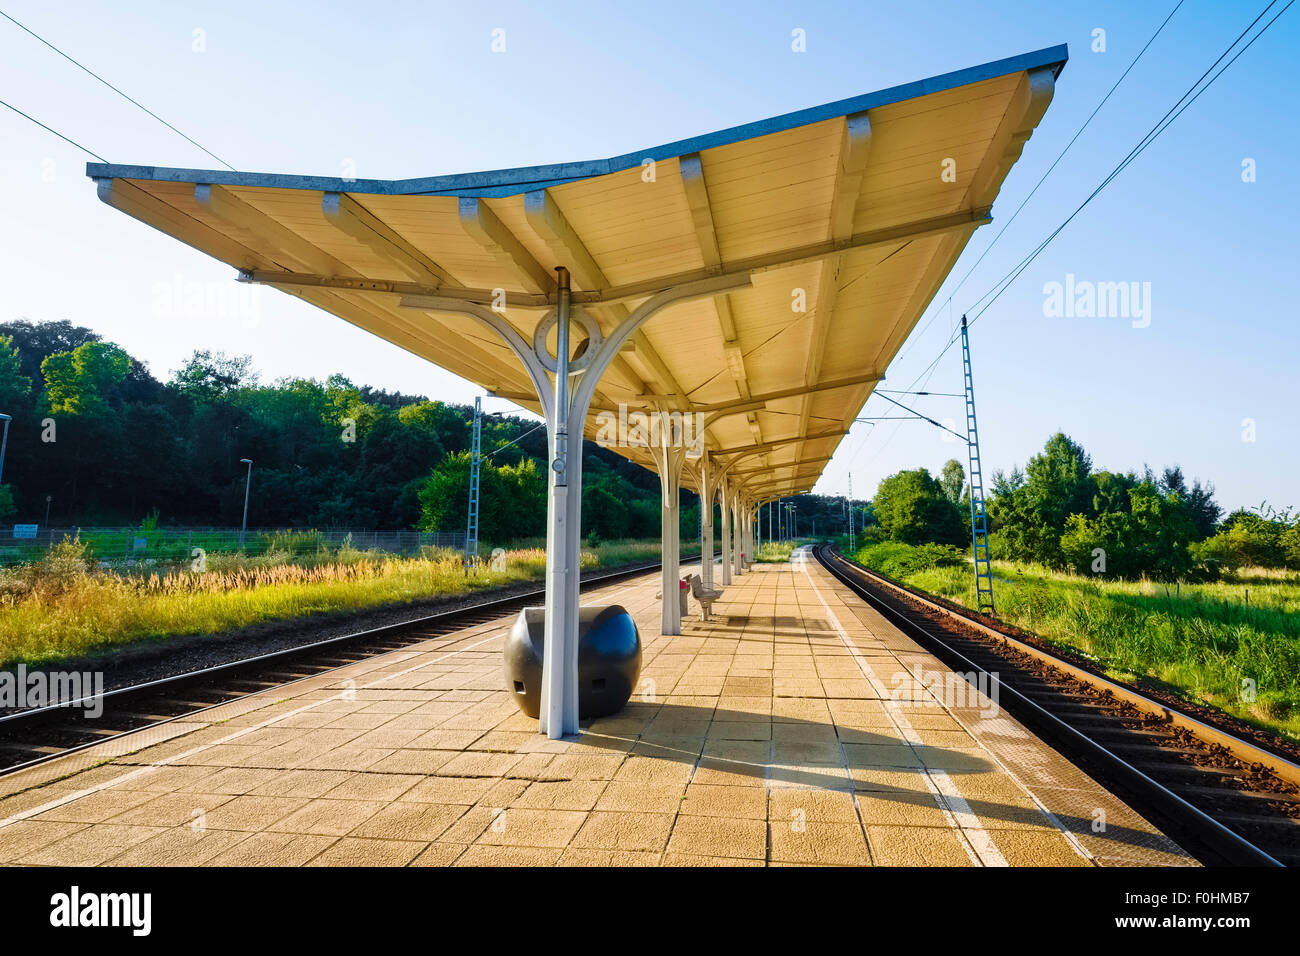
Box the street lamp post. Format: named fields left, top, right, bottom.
left=0, top=412, right=11, bottom=488
left=239, top=458, right=253, bottom=549
left=44, top=495, right=52, bottom=526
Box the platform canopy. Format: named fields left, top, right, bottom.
left=87, top=44, right=1066, bottom=502
left=88, top=46, right=1067, bottom=737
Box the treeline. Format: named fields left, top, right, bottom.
left=866, top=432, right=1300, bottom=580
left=0, top=319, right=691, bottom=537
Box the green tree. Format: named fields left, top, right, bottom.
left=417, top=451, right=546, bottom=543
left=0, top=319, right=99, bottom=388
left=0, top=335, right=32, bottom=412
left=939, top=458, right=964, bottom=504
left=1195, top=509, right=1288, bottom=569
left=169, top=350, right=255, bottom=404
left=988, top=432, right=1094, bottom=565
left=873, top=468, right=966, bottom=545
left=1060, top=481, right=1195, bottom=580
left=41, top=342, right=131, bottom=417
left=497, top=457, right=546, bottom=539
left=583, top=480, right=631, bottom=540
left=1158, top=467, right=1221, bottom=540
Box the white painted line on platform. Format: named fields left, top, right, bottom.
left=796, top=548, right=1004, bottom=867
left=799, top=548, right=1094, bottom=864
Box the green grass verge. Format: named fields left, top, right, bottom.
left=849, top=541, right=1300, bottom=742
left=0, top=539, right=685, bottom=668
left=754, top=541, right=799, bottom=563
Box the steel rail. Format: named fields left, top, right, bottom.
left=813, top=544, right=1283, bottom=868
left=0, top=553, right=707, bottom=779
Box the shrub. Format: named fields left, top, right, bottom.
left=260, top=529, right=326, bottom=556
left=1193, top=513, right=1297, bottom=572
left=1057, top=483, right=1194, bottom=581
left=853, top=541, right=965, bottom=579
left=30, top=534, right=94, bottom=596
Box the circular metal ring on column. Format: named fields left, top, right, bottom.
left=532, top=307, right=602, bottom=374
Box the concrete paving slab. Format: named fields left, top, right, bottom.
left=0, top=559, right=1194, bottom=867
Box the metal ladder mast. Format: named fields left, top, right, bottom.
left=465, top=395, right=482, bottom=571
left=847, top=472, right=856, bottom=554
left=961, top=315, right=995, bottom=614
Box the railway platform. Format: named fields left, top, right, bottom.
left=0, top=558, right=1194, bottom=867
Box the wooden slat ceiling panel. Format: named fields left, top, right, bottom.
left=549, top=161, right=704, bottom=286
left=345, top=194, right=507, bottom=289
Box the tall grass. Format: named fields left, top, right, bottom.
left=850, top=542, right=1300, bottom=741
left=755, top=541, right=796, bottom=563
left=0, top=537, right=674, bottom=668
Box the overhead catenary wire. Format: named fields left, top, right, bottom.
left=964, top=0, right=1290, bottom=327
left=842, top=0, right=1290, bottom=485
left=870, top=392, right=968, bottom=444
left=0, top=8, right=236, bottom=170
left=0, top=96, right=107, bottom=161
left=892, top=1, right=1184, bottom=368
left=843, top=6, right=1188, bottom=474
left=948, top=0, right=1187, bottom=305
left=889, top=0, right=1290, bottom=404
left=483, top=420, right=546, bottom=459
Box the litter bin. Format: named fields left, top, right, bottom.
left=679, top=578, right=690, bottom=617
left=503, top=605, right=642, bottom=719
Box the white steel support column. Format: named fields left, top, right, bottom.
left=402, top=271, right=751, bottom=738
left=719, top=476, right=732, bottom=586
left=542, top=268, right=579, bottom=739
left=698, top=454, right=716, bottom=590
left=650, top=427, right=684, bottom=636
left=748, top=504, right=759, bottom=564
left=731, top=494, right=743, bottom=576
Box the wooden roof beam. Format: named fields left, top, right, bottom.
left=680, top=153, right=763, bottom=444
left=320, top=192, right=453, bottom=287
left=797, top=112, right=873, bottom=461
left=713, top=428, right=848, bottom=458
left=458, top=196, right=555, bottom=295
left=591, top=206, right=991, bottom=306
left=195, top=184, right=350, bottom=276
left=521, top=187, right=687, bottom=407
left=727, top=456, right=832, bottom=479
left=230, top=208, right=988, bottom=311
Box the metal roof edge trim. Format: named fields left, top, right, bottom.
left=86, top=44, right=1067, bottom=200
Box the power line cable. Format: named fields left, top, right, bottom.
left=949, top=0, right=1187, bottom=303
left=892, top=1, right=1184, bottom=368
left=882, top=0, right=1290, bottom=416
left=844, top=0, right=1289, bottom=481
left=849, top=0, right=1291, bottom=494
left=964, top=0, right=1289, bottom=326
left=0, top=8, right=236, bottom=170
left=0, top=96, right=107, bottom=161
left=483, top=421, right=546, bottom=459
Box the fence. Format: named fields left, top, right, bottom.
left=0, top=526, right=468, bottom=569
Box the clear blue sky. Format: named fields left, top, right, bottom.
left=0, top=0, right=1295, bottom=513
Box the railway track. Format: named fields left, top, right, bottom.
left=813, top=543, right=1300, bottom=868
left=0, top=555, right=691, bottom=781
